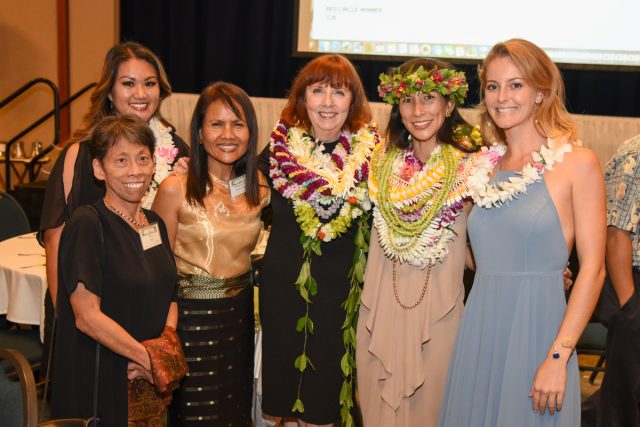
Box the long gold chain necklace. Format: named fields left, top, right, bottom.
left=104, top=199, right=148, bottom=228
left=392, top=261, right=432, bottom=309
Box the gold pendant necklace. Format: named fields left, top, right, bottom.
left=104, top=199, right=148, bottom=228
left=392, top=261, right=431, bottom=309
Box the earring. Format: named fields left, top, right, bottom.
left=108, top=100, right=116, bottom=116
left=446, top=111, right=451, bottom=118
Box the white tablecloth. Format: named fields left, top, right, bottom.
left=0, top=232, right=47, bottom=341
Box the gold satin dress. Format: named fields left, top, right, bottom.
left=169, top=173, right=269, bottom=426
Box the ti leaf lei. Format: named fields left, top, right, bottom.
left=269, top=120, right=379, bottom=426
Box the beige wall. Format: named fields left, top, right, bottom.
left=0, top=0, right=58, bottom=157
left=68, top=0, right=118, bottom=132
left=0, top=0, right=118, bottom=190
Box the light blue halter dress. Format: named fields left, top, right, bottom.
left=438, top=171, right=580, bottom=426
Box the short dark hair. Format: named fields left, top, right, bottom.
left=89, top=114, right=155, bottom=162
left=186, top=82, right=261, bottom=207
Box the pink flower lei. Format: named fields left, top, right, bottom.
left=269, top=120, right=373, bottom=203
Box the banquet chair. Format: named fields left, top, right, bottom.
left=0, top=191, right=31, bottom=241
left=0, top=325, right=42, bottom=374
left=0, top=348, right=39, bottom=427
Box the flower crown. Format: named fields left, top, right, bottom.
left=378, top=65, right=468, bottom=105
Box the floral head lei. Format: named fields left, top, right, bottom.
left=378, top=65, right=468, bottom=106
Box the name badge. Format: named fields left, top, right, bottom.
left=229, top=175, right=247, bottom=199
left=139, top=222, right=162, bottom=251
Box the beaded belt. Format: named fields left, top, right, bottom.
left=177, top=271, right=252, bottom=300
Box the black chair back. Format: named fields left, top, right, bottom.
left=0, top=191, right=30, bottom=241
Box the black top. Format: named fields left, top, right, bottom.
left=51, top=200, right=177, bottom=426
left=257, top=145, right=358, bottom=424
left=38, top=131, right=189, bottom=243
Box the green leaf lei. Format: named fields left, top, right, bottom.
left=291, top=212, right=370, bottom=427
left=269, top=122, right=379, bottom=425
left=375, top=143, right=458, bottom=237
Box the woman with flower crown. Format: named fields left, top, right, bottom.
left=356, top=58, right=482, bottom=427
left=39, top=41, right=188, bottom=375
left=438, top=39, right=606, bottom=426
left=258, top=54, right=380, bottom=426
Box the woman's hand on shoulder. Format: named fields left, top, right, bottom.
left=172, top=156, right=190, bottom=175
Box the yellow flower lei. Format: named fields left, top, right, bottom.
left=370, top=143, right=474, bottom=267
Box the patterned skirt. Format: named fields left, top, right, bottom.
left=169, top=272, right=254, bottom=426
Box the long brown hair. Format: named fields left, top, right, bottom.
left=186, top=82, right=261, bottom=207
left=280, top=54, right=371, bottom=133
left=69, top=41, right=172, bottom=144
left=478, top=39, right=577, bottom=143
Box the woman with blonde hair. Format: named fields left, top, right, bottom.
left=438, top=39, right=606, bottom=426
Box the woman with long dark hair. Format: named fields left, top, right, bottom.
left=153, top=82, right=269, bottom=426
left=357, top=58, right=481, bottom=427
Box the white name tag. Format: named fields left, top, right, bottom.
left=229, top=175, right=247, bottom=199
left=139, top=222, right=162, bottom=251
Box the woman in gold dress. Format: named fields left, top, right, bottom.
left=153, top=82, right=269, bottom=425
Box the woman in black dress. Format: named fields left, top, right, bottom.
left=51, top=114, right=184, bottom=425
left=40, top=41, right=188, bottom=308
left=259, top=54, right=380, bottom=426
left=39, top=42, right=188, bottom=379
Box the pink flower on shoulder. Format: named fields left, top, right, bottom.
left=156, top=146, right=179, bottom=164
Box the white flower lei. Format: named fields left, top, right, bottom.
left=286, top=126, right=377, bottom=198
left=467, top=137, right=573, bottom=208
left=141, top=117, right=179, bottom=209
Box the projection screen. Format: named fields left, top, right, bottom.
left=295, top=0, right=640, bottom=68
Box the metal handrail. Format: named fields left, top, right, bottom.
left=1, top=80, right=97, bottom=188
left=27, top=82, right=97, bottom=180
left=1, top=78, right=59, bottom=189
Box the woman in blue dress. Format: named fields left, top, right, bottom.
left=438, top=39, right=606, bottom=426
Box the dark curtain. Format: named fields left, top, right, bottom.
left=121, top=0, right=640, bottom=118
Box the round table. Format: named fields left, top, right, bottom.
left=0, top=232, right=47, bottom=341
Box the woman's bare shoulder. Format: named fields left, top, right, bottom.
left=564, top=145, right=601, bottom=173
